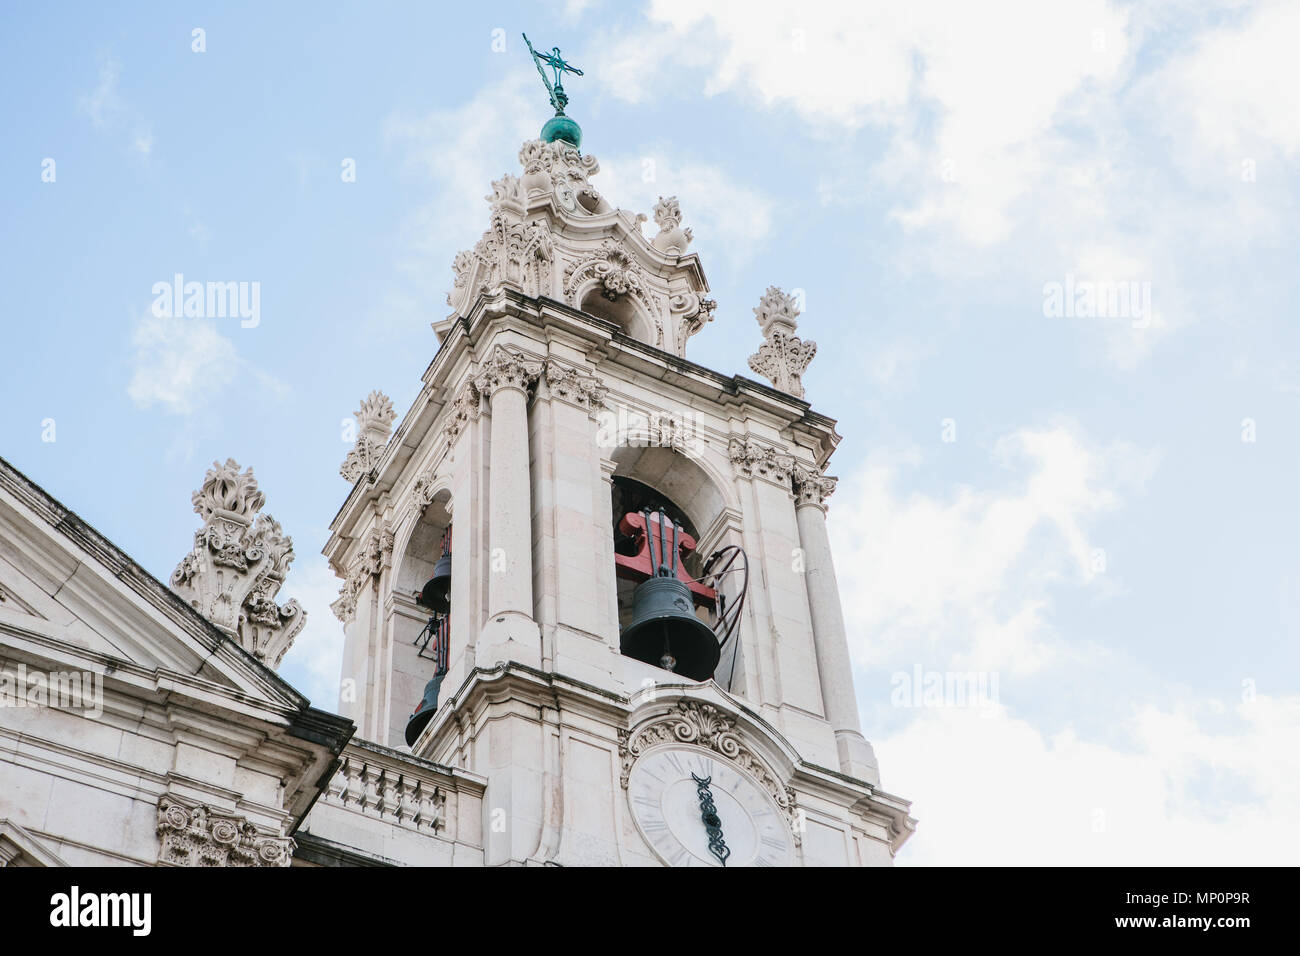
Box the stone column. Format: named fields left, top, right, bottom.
left=474, top=346, right=543, bottom=665
left=532, top=360, right=612, bottom=684
left=793, top=466, right=880, bottom=786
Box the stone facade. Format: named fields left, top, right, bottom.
left=0, top=129, right=914, bottom=869
left=0, top=458, right=352, bottom=866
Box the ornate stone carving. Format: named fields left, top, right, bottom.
left=487, top=172, right=521, bottom=207
left=156, top=796, right=294, bottom=867
left=447, top=210, right=554, bottom=312
left=792, top=463, right=838, bottom=511
left=747, top=286, right=817, bottom=398
left=670, top=290, right=717, bottom=354
left=439, top=382, right=482, bottom=447
left=565, top=239, right=638, bottom=301
left=752, top=284, right=800, bottom=336
left=563, top=239, right=665, bottom=347
left=518, top=138, right=601, bottom=212
left=617, top=701, right=799, bottom=840
left=749, top=332, right=817, bottom=399
left=341, top=437, right=384, bottom=483
left=331, top=525, right=395, bottom=624
left=191, top=457, right=263, bottom=520
left=728, top=438, right=796, bottom=485
left=472, top=345, right=543, bottom=399
left=329, top=587, right=357, bottom=625
left=171, top=459, right=305, bottom=668
left=543, top=360, right=607, bottom=412
left=651, top=196, right=693, bottom=255
left=355, top=389, right=396, bottom=436
left=340, top=390, right=397, bottom=482
left=409, top=468, right=441, bottom=515
left=446, top=140, right=723, bottom=366
left=445, top=138, right=609, bottom=313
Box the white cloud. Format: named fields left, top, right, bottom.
left=378, top=74, right=539, bottom=333
left=829, top=423, right=1300, bottom=864
left=882, top=693, right=1300, bottom=865
left=831, top=423, right=1157, bottom=675
left=126, top=311, right=282, bottom=416
left=1147, top=1, right=1300, bottom=165
left=596, top=0, right=1131, bottom=245
left=277, top=555, right=347, bottom=712
left=864, top=339, right=933, bottom=390
left=79, top=59, right=124, bottom=128
left=79, top=57, right=155, bottom=157
left=593, top=0, right=1300, bottom=370
left=386, top=72, right=540, bottom=239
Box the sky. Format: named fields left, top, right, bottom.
left=2, top=0, right=1298, bottom=865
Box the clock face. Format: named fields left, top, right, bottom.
left=627, top=747, right=795, bottom=867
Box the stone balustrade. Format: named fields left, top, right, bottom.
left=306, top=738, right=486, bottom=864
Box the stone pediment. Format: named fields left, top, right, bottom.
left=0, top=456, right=309, bottom=711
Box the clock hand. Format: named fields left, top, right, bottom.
left=691, top=772, right=731, bottom=867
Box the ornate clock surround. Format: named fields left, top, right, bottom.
left=617, top=698, right=801, bottom=844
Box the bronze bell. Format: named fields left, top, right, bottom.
left=621, top=575, right=720, bottom=681
left=405, top=672, right=444, bottom=747
left=419, top=551, right=452, bottom=613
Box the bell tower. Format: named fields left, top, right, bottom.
left=323, top=43, right=914, bottom=866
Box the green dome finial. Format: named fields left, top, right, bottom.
left=541, top=114, right=582, bottom=148
left=523, top=33, right=584, bottom=149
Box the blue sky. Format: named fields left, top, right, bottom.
left=2, top=1, right=1297, bottom=864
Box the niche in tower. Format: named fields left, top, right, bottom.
left=579, top=287, right=651, bottom=342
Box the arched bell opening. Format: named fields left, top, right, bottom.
left=394, top=495, right=451, bottom=600
left=391, top=493, right=454, bottom=749
left=608, top=450, right=748, bottom=685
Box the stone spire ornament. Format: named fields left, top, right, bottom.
left=650, top=196, right=693, bottom=255
left=747, top=286, right=817, bottom=399
left=340, top=390, right=397, bottom=482
left=171, top=458, right=305, bottom=668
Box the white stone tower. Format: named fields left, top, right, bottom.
left=324, top=102, right=914, bottom=866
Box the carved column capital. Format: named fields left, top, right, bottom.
left=331, top=525, right=394, bottom=624
left=473, top=345, right=543, bottom=400
left=728, top=438, right=796, bottom=486
left=440, top=381, right=483, bottom=446
left=792, top=464, right=838, bottom=512
left=543, top=360, right=608, bottom=413
left=156, top=796, right=294, bottom=867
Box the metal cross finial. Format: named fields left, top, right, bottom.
left=523, top=33, right=583, bottom=114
